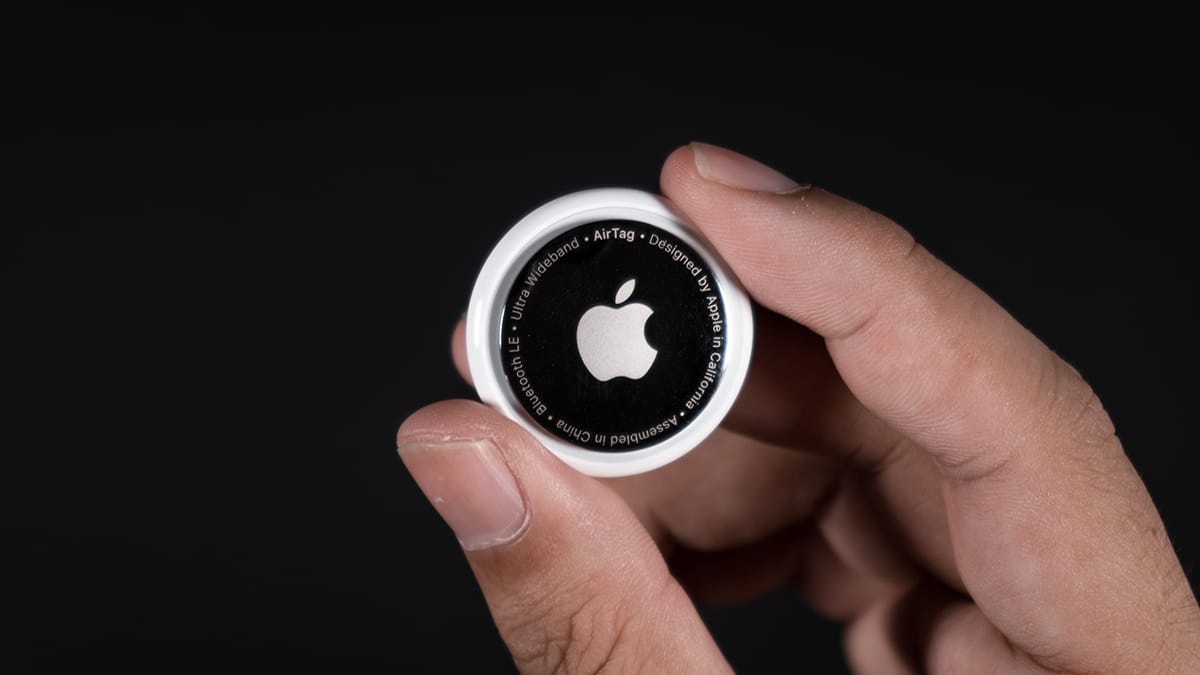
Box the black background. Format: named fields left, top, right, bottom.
left=5, top=6, right=1197, bottom=674
left=503, top=221, right=726, bottom=450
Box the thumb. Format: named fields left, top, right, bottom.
left=397, top=400, right=730, bottom=674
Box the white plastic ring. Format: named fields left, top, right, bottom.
left=466, top=188, right=754, bottom=477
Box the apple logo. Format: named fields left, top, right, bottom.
left=575, top=278, right=658, bottom=382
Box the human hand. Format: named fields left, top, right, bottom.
left=396, top=143, right=1200, bottom=673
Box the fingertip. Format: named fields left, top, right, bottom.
left=660, top=143, right=698, bottom=190
left=451, top=315, right=471, bottom=386
left=396, top=398, right=500, bottom=447
left=660, top=143, right=714, bottom=209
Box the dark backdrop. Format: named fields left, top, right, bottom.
left=5, top=7, right=1196, bottom=674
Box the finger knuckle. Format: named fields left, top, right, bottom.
left=824, top=216, right=924, bottom=342
left=500, top=576, right=641, bottom=675
left=1035, top=353, right=1118, bottom=452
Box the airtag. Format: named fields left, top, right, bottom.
left=466, top=189, right=754, bottom=477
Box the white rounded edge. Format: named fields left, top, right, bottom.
left=466, top=188, right=754, bottom=477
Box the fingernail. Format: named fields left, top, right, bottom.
left=398, top=439, right=528, bottom=551
left=690, top=142, right=808, bottom=193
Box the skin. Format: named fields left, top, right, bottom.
left=397, top=144, right=1200, bottom=673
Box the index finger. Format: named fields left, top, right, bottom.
left=661, top=143, right=1199, bottom=672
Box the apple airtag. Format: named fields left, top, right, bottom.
left=466, top=188, right=754, bottom=477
